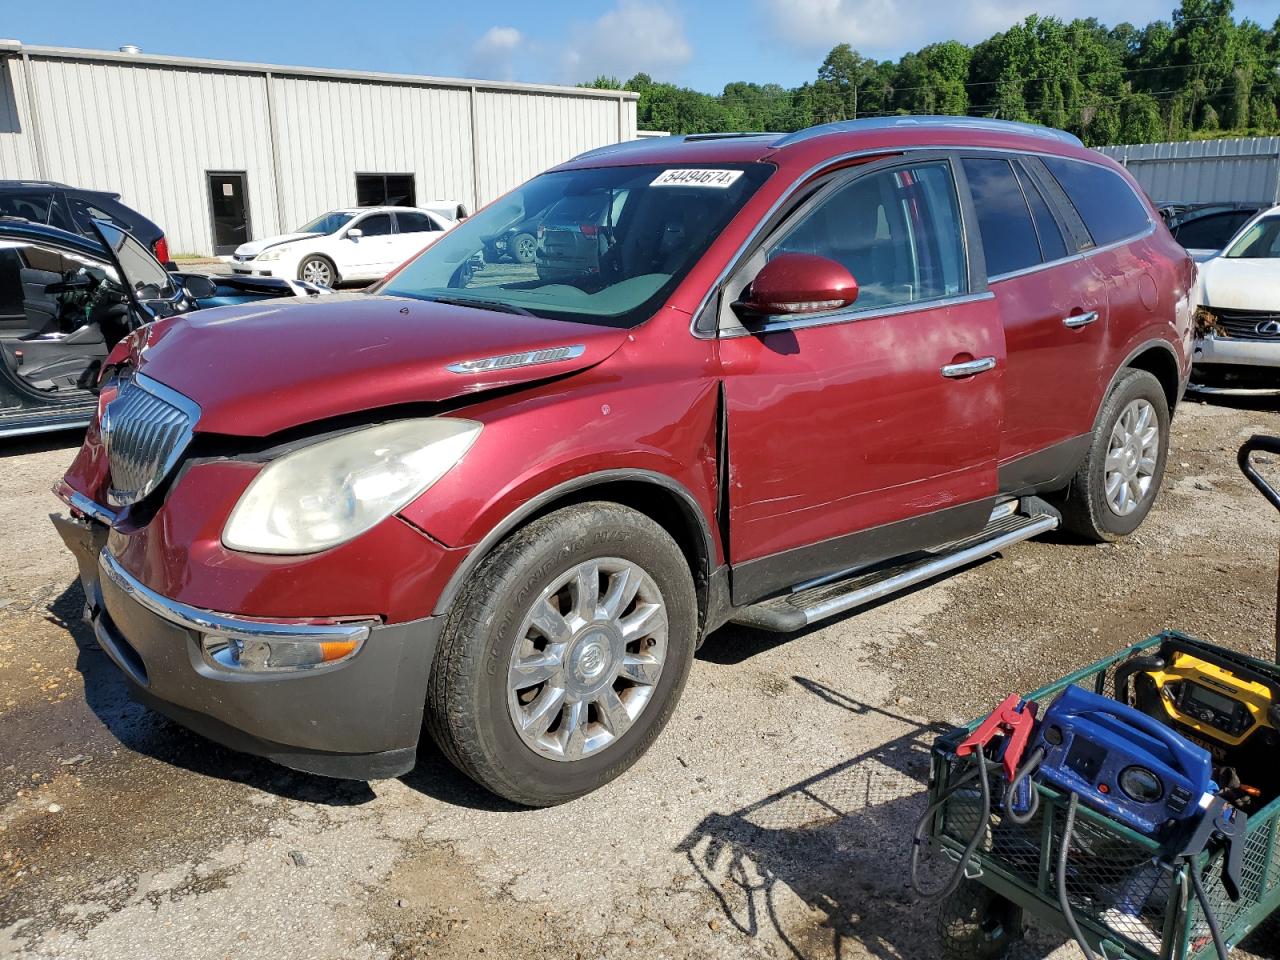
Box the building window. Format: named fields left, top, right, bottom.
left=356, top=173, right=416, bottom=207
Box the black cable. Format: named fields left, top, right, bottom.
left=910, top=753, right=995, bottom=901
left=1189, top=860, right=1230, bottom=960
left=1003, top=745, right=1045, bottom=826
left=1058, top=793, right=1099, bottom=960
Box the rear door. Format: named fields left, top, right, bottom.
left=959, top=154, right=1110, bottom=489
left=392, top=210, right=445, bottom=263
left=718, top=156, right=1006, bottom=602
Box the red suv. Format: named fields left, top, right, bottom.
left=53, top=118, right=1194, bottom=806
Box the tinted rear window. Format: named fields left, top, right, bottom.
left=1042, top=157, right=1150, bottom=247
left=962, top=158, right=1042, bottom=278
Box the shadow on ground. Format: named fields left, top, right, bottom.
left=44, top=579, right=521, bottom=810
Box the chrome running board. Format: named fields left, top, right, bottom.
left=728, top=508, right=1059, bottom=633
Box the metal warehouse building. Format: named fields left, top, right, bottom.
left=1097, top=137, right=1280, bottom=205
left=0, top=41, right=639, bottom=256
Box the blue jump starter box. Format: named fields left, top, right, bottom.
left=1032, top=686, right=1215, bottom=836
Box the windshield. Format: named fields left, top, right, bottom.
left=1225, top=215, right=1280, bottom=259
left=296, top=211, right=355, bottom=235
left=380, top=163, right=772, bottom=328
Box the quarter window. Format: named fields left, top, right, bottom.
left=1041, top=156, right=1150, bottom=247
left=770, top=161, right=966, bottom=313
left=962, top=158, right=1041, bottom=278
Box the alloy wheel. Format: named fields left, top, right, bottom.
left=1104, top=398, right=1159, bottom=516
left=301, top=259, right=333, bottom=286
left=506, top=557, right=667, bottom=762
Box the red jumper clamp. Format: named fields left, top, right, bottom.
left=956, top=694, right=1039, bottom=780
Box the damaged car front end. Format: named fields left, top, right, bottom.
left=1190, top=205, right=1280, bottom=397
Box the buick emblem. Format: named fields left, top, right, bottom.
left=1255, top=319, right=1280, bottom=337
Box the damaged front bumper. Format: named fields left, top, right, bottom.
left=50, top=508, right=441, bottom=780
left=1189, top=335, right=1280, bottom=396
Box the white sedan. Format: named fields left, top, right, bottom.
left=230, top=206, right=455, bottom=286
left=1192, top=204, right=1280, bottom=396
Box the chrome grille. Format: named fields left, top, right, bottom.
left=1214, top=309, right=1280, bottom=342
left=103, top=374, right=199, bottom=507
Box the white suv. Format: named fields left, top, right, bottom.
left=231, top=206, right=455, bottom=286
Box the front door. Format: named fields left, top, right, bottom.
left=341, top=212, right=398, bottom=278
left=718, top=157, right=1005, bottom=603
left=207, top=172, right=250, bottom=256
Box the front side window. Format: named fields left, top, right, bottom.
left=770, top=161, right=966, bottom=312
left=1225, top=215, right=1280, bottom=259
left=356, top=213, right=394, bottom=237
left=380, top=163, right=772, bottom=329
left=1175, top=211, right=1254, bottom=251
left=1042, top=156, right=1151, bottom=247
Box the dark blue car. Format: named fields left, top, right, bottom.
left=0, top=218, right=329, bottom=439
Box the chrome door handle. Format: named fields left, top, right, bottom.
left=1063, top=311, right=1099, bottom=329
left=941, top=356, right=996, bottom=378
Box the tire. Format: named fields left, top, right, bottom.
left=511, top=232, right=537, bottom=264
left=426, top=502, right=697, bottom=806
left=297, top=255, right=337, bottom=287
left=1057, top=368, right=1170, bottom=542
left=938, top=880, right=1023, bottom=960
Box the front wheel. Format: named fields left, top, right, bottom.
left=511, top=232, right=537, bottom=264
left=426, top=502, right=697, bottom=806
left=1057, top=368, right=1170, bottom=541
left=297, top=255, right=337, bottom=287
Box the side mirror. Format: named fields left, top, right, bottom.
left=346, top=228, right=363, bottom=240
left=178, top=274, right=218, bottom=299
left=732, top=253, right=858, bottom=322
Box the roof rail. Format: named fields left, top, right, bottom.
left=772, top=116, right=1083, bottom=149
left=683, top=131, right=782, bottom=142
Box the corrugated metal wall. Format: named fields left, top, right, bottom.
left=1096, top=138, right=1280, bottom=205
left=271, top=76, right=474, bottom=233
left=0, top=58, right=37, bottom=178
left=0, top=48, right=638, bottom=256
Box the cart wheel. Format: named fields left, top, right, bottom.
left=938, top=880, right=1024, bottom=960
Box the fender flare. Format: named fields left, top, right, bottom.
left=1094, top=337, right=1184, bottom=433
left=430, top=468, right=716, bottom=617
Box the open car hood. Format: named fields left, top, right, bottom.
left=125, top=293, right=627, bottom=436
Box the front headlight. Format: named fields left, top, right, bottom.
left=256, top=247, right=285, bottom=262
left=222, top=419, right=481, bottom=554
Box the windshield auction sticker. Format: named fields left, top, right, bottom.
left=650, top=169, right=745, bottom=188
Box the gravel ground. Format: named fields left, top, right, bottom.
left=1, top=397, right=1279, bottom=960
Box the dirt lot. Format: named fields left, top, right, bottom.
left=1, top=397, right=1279, bottom=960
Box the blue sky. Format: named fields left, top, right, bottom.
left=4, top=0, right=1278, bottom=93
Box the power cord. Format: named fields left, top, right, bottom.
left=911, top=753, right=997, bottom=900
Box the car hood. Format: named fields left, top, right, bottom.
left=1200, top=257, right=1280, bottom=311
left=233, top=233, right=317, bottom=257
left=126, top=293, right=628, bottom=436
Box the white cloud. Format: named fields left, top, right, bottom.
left=468, top=25, right=526, bottom=81
left=757, top=0, right=1174, bottom=56
left=560, top=1, right=693, bottom=83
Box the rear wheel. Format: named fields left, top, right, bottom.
left=426, top=502, right=697, bottom=806
left=298, top=255, right=336, bottom=287
left=1058, top=368, right=1170, bottom=541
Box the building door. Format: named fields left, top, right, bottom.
left=207, top=172, right=251, bottom=256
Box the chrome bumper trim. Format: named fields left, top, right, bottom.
left=54, top=480, right=120, bottom=526
left=97, top=549, right=373, bottom=644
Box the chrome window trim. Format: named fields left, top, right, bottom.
left=718, top=291, right=996, bottom=338
left=98, top=549, right=373, bottom=644
left=986, top=222, right=1157, bottom=284
left=689, top=143, right=1151, bottom=340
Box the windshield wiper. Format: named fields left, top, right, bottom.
left=426, top=295, right=536, bottom=317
